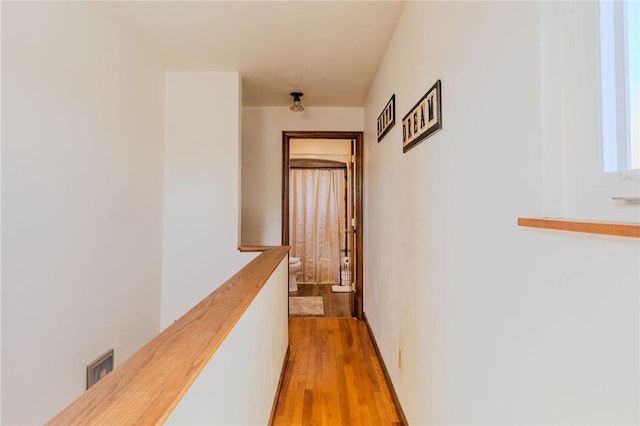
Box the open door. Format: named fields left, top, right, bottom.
left=349, top=138, right=357, bottom=317
left=282, top=131, right=364, bottom=319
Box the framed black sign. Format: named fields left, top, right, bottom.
left=402, top=80, right=442, bottom=153
left=377, top=94, right=396, bottom=142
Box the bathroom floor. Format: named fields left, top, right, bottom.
left=289, top=284, right=351, bottom=317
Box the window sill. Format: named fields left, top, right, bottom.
left=518, top=217, right=640, bottom=238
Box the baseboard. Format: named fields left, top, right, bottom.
left=362, top=312, right=409, bottom=426
left=268, top=345, right=290, bottom=425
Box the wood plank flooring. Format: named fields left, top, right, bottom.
left=272, top=318, right=403, bottom=426
left=290, top=284, right=351, bottom=317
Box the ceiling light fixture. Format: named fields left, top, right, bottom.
left=289, top=92, right=305, bottom=112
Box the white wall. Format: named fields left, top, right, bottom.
left=241, top=107, right=363, bottom=245
left=363, top=2, right=639, bottom=425
left=1, top=3, right=165, bottom=424
left=162, top=72, right=255, bottom=328
left=290, top=139, right=351, bottom=171
left=166, top=256, right=288, bottom=425
left=291, top=138, right=352, bottom=158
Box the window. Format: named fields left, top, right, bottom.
left=600, top=0, right=639, bottom=173
left=539, top=1, right=638, bottom=222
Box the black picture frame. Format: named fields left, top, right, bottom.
left=377, top=94, right=396, bottom=142
left=402, top=80, right=442, bottom=153
left=87, top=349, right=114, bottom=389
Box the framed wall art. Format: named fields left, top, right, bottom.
left=402, top=80, right=442, bottom=153
left=377, top=94, right=395, bottom=142
left=87, top=349, right=114, bottom=389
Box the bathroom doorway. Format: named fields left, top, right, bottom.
left=282, top=131, right=363, bottom=319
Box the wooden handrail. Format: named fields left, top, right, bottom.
left=47, top=246, right=289, bottom=425
left=518, top=217, right=640, bottom=238
left=239, top=245, right=279, bottom=252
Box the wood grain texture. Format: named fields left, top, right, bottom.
left=518, top=217, right=640, bottom=238
left=47, top=246, right=289, bottom=426
left=272, top=318, right=403, bottom=426
left=239, top=245, right=276, bottom=252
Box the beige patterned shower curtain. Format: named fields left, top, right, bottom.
left=289, top=168, right=345, bottom=285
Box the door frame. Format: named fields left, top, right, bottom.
left=282, top=131, right=364, bottom=320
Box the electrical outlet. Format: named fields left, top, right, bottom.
left=398, top=349, right=403, bottom=372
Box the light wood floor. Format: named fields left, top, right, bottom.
left=272, top=317, right=403, bottom=426
left=290, top=284, right=352, bottom=317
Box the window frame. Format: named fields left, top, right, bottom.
left=539, top=1, right=639, bottom=223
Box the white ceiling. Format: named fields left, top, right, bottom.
left=96, top=1, right=405, bottom=107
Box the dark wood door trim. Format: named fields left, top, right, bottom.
left=282, top=131, right=364, bottom=319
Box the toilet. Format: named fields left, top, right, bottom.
left=288, top=256, right=302, bottom=292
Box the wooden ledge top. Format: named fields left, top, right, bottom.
left=47, top=246, right=289, bottom=426
left=518, top=217, right=640, bottom=238
left=239, top=245, right=283, bottom=252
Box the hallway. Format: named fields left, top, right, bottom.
left=272, top=317, right=403, bottom=425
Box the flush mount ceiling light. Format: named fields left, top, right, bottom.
left=289, top=92, right=305, bottom=112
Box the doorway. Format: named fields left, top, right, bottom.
left=282, top=131, right=363, bottom=319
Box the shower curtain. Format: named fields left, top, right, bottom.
left=290, top=168, right=345, bottom=285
